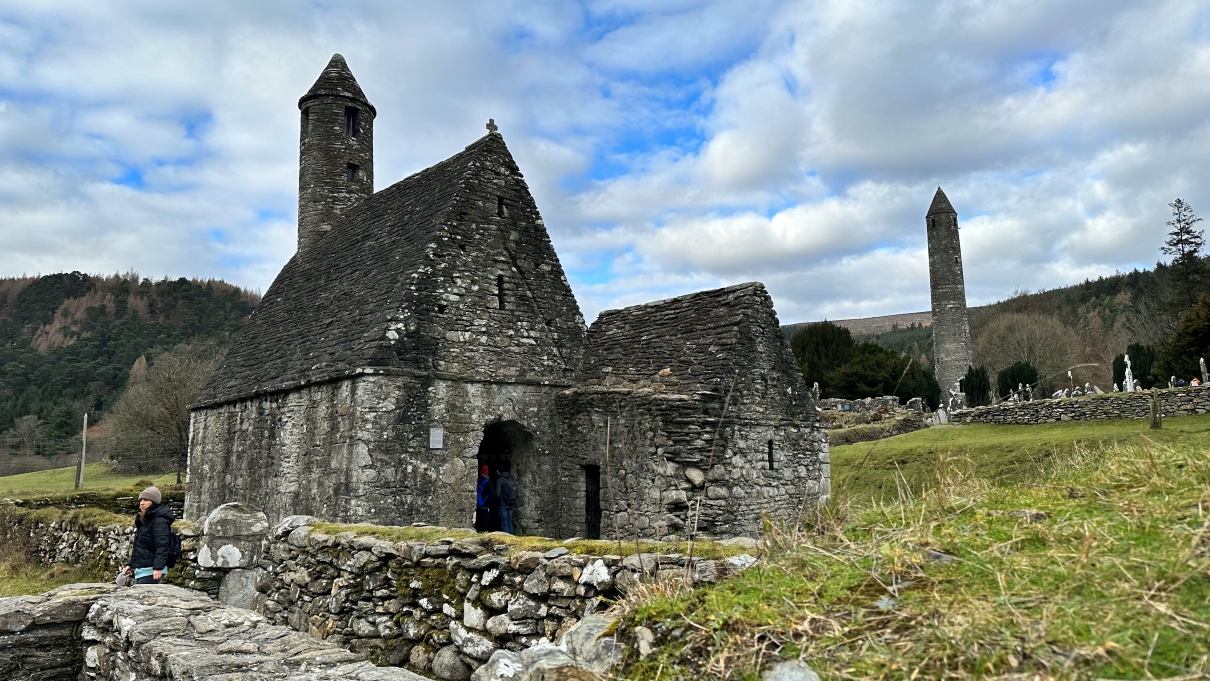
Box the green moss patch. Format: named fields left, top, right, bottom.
left=310, top=522, right=745, bottom=559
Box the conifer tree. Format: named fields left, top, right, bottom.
left=1161, top=198, right=1205, bottom=311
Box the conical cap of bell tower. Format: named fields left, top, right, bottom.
left=926, top=187, right=956, bottom=216
left=298, top=54, right=376, bottom=115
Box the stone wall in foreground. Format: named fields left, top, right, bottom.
left=254, top=516, right=754, bottom=677
left=952, top=385, right=1210, bottom=424
left=0, top=583, right=426, bottom=680
left=0, top=502, right=755, bottom=680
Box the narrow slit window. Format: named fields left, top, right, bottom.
left=345, top=107, right=358, bottom=138
left=767, top=439, right=775, bottom=470
left=497, top=196, right=506, bottom=218
left=301, top=108, right=310, bottom=139
left=496, top=274, right=505, bottom=310
left=346, top=164, right=359, bottom=182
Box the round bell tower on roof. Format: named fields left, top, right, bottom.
left=297, top=54, right=376, bottom=253
left=298, top=53, right=377, bottom=116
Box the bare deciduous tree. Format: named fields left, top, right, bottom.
left=972, top=312, right=1082, bottom=392
left=106, top=343, right=226, bottom=474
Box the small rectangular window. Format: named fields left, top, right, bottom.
left=768, top=439, right=775, bottom=470
left=496, top=274, right=505, bottom=310
left=584, top=465, right=601, bottom=540
left=302, top=108, right=310, bottom=139
left=497, top=196, right=506, bottom=218
left=345, top=107, right=358, bottom=138
left=346, top=164, right=359, bottom=182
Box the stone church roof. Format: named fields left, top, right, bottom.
left=196, top=133, right=526, bottom=406
left=575, top=282, right=798, bottom=395
left=298, top=54, right=376, bottom=115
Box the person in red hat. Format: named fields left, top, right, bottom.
left=474, top=464, right=498, bottom=532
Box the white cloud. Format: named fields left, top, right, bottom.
left=0, top=0, right=1208, bottom=327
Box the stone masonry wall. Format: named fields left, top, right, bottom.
left=187, top=373, right=566, bottom=535
left=252, top=518, right=752, bottom=678
left=554, top=388, right=828, bottom=540
left=952, top=384, right=1210, bottom=424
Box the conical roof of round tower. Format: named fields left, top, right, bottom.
left=926, top=187, right=956, bottom=216
left=298, top=54, right=376, bottom=115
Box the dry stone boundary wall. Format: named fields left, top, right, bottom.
left=254, top=514, right=752, bottom=677
left=0, top=502, right=755, bottom=680
left=952, top=385, right=1210, bottom=424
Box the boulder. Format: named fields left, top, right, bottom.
left=523, top=566, right=551, bottom=595
left=517, top=643, right=596, bottom=681
left=197, top=503, right=270, bottom=569
left=471, top=649, right=523, bottom=681
left=559, top=615, right=621, bottom=674
left=725, top=554, right=757, bottom=572
left=576, top=560, right=611, bottom=590
left=762, top=660, right=822, bottom=681
left=451, top=620, right=499, bottom=660
left=432, top=644, right=472, bottom=680
left=218, top=568, right=261, bottom=609
left=464, top=601, right=488, bottom=630
left=273, top=514, right=315, bottom=538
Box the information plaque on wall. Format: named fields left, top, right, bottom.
left=429, top=427, right=443, bottom=449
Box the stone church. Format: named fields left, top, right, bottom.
left=186, top=55, right=828, bottom=540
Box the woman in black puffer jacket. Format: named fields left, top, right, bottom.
left=122, top=486, right=175, bottom=584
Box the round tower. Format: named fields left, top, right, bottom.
left=297, top=54, right=376, bottom=253
left=925, top=187, right=973, bottom=396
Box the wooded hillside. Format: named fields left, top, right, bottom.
left=0, top=272, right=258, bottom=438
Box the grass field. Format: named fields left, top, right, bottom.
left=620, top=421, right=1210, bottom=679
left=0, top=462, right=177, bottom=496
left=0, top=554, right=107, bottom=598
left=832, top=413, right=1210, bottom=502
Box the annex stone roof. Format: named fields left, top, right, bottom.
left=575, top=282, right=795, bottom=395
left=298, top=53, right=376, bottom=115
left=197, top=134, right=506, bottom=406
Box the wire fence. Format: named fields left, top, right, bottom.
left=0, top=433, right=184, bottom=480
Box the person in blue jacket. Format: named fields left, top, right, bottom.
left=475, top=465, right=497, bottom=532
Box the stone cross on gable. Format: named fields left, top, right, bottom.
left=486, top=119, right=498, bottom=134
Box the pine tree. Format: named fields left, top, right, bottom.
left=1161, top=198, right=1205, bottom=311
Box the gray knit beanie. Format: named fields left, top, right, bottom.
left=138, top=486, right=162, bottom=504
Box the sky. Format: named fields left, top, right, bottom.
left=1, top=0, right=1209, bottom=325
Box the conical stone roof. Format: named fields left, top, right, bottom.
left=927, top=187, right=956, bottom=216
left=298, top=53, right=375, bottom=115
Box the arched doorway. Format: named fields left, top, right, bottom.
left=474, top=420, right=533, bottom=534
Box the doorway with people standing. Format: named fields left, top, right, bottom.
left=474, top=420, right=531, bottom=534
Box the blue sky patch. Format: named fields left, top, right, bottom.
left=112, top=166, right=143, bottom=189
left=1028, top=52, right=1063, bottom=89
